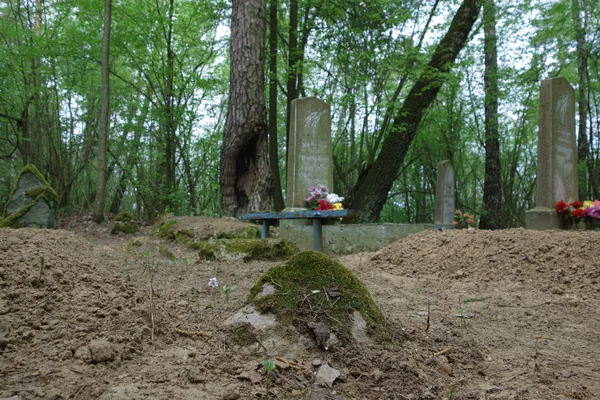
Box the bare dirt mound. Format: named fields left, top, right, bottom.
left=339, top=228, right=600, bottom=399
left=372, top=228, right=600, bottom=298
left=2, top=224, right=600, bottom=400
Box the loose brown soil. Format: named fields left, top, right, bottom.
left=1, top=217, right=599, bottom=400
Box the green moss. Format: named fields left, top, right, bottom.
left=155, top=219, right=178, bottom=240
left=115, top=211, right=134, bottom=222
left=111, top=211, right=137, bottom=234
left=223, top=239, right=297, bottom=260
left=0, top=210, right=30, bottom=228
left=128, top=237, right=145, bottom=249
left=175, top=228, right=194, bottom=244
left=111, top=221, right=138, bottom=235
left=247, top=251, right=386, bottom=343
left=195, top=239, right=298, bottom=261
left=188, top=239, right=207, bottom=250
left=195, top=241, right=219, bottom=260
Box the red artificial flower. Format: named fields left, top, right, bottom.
left=571, top=208, right=586, bottom=219
left=316, top=199, right=333, bottom=211
left=570, top=201, right=584, bottom=208
left=556, top=200, right=569, bottom=213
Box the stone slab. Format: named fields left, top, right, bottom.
left=277, top=223, right=435, bottom=254
left=434, top=160, right=455, bottom=225
left=285, top=97, right=333, bottom=210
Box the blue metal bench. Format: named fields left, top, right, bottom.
left=240, top=209, right=359, bottom=252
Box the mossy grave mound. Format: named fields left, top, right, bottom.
left=194, top=238, right=298, bottom=261
left=247, top=251, right=387, bottom=344
left=111, top=212, right=138, bottom=234
left=153, top=218, right=194, bottom=243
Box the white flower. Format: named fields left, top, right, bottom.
left=326, top=193, right=344, bottom=204
left=208, top=277, right=218, bottom=288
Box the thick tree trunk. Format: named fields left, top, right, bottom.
left=220, top=0, right=273, bottom=217
left=93, top=0, right=112, bottom=223
left=269, top=0, right=285, bottom=211
left=347, top=0, right=482, bottom=222
left=479, top=0, right=502, bottom=229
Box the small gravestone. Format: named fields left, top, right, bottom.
left=0, top=164, right=57, bottom=229
left=434, top=160, right=455, bottom=228
left=285, top=97, right=334, bottom=211
left=526, top=77, right=578, bottom=230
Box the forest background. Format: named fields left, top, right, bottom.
left=0, top=0, right=598, bottom=228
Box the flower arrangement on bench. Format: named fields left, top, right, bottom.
left=306, top=184, right=344, bottom=211
left=556, top=200, right=600, bottom=228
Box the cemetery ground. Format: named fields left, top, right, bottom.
left=1, top=217, right=599, bottom=400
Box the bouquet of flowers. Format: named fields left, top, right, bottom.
left=454, top=209, right=476, bottom=227
left=556, top=199, right=600, bottom=227
left=306, top=184, right=344, bottom=211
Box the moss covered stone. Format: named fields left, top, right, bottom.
left=0, top=164, right=58, bottom=229
left=195, top=239, right=298, bottom=261
left=111, top=221, right=138, bottom=234
left=247, top=251, right=386, bottom=343
left=115, top=211, right=134, bottom=222
left=152, top=218, right=195, bottom=244
left=111, top=212, right=138, bottom=234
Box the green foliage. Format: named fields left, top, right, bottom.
left=1, top=0, right=600, bottom=225
left=261, top=359, right=276, bottom=374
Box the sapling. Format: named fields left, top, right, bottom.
left=220, top=283, right=237, bottom=304
left=261, top=359, right=276, bottom=389
left=36, top=256, right=45, bottom=286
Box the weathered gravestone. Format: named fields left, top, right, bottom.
left=0, top=164, right=57, bottom=229
left=526, top=77, right=578, bottom=230
left=285, top=97, right=334, bottom=211
left=434, top=160, right=455, bottom=228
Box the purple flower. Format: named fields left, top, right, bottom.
left=585, top=205, right=600, bottom=220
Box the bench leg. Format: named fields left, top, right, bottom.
left=312, top=219, right=323, bottom=252
left=261, top=221, right=270, bottom=238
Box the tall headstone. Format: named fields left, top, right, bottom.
left=434, top=160, right=455, bottom=228
left=285, top=97, right=334, bottom=210
left=526, top=77, right=578, bottom=230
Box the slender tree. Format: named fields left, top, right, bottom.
left=93, top=0, right=112, bottom=223
left=347, top=0, right=483, bottom=222
left=269, top=0, right=284, bottom=211
left=479, top=0, right=502, bottom=229
left=220, top=0, right=272, bottom=216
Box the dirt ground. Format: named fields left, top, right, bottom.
left=1, top=216, right=599, bottom=400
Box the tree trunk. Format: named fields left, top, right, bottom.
left=479, top=0, right=502, bottom=230
left=347, top=0, right=482, bottom=222
left=571, top=0, right=593, bottom=199
left=220, top=0, right=273, bottom=216
left=93, top=0, right=112, bottom=223
left=269, top=0, right=285, bottom=211
left=284, top=0, right=299, bottom=180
